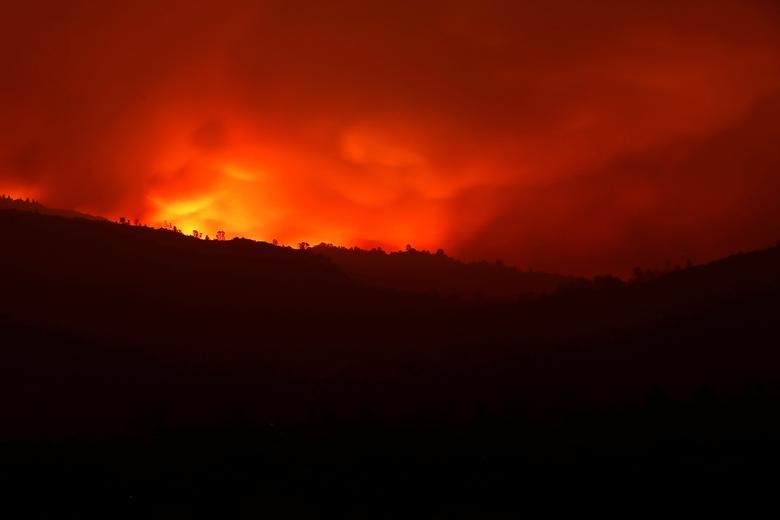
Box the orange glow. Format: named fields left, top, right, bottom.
left=0, top=182, right=41, bottom=203
left=2, top=1, right=780, bottom=275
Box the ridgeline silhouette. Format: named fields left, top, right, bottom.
left=2, top=200, right=780, bottom=514
left=310, top=243, right=570, bottom=298
left=0, top=196, right=571, bottom=299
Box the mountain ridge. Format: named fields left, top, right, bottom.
left=0, top=197, right=571, bottom=299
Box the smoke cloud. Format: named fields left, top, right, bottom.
left=2, top=0, right=780, bottom=274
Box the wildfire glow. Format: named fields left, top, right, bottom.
left=2, top=1, right=780, bottom=274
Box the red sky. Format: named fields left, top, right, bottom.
left=2, top=0, right=780, bottom=275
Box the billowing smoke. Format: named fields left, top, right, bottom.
left=2, top=0, right=780, bottom=274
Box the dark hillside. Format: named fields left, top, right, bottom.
left=1, top=208, right=780, bottom=514
left=310, top=243, right=571, bottom=298
left=0, top=195, right=105, bottom=221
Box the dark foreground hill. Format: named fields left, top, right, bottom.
left=1, top=208, right=780, bottom=514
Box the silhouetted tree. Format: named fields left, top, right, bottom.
left=216, top=231, right=226, bottom=241
left=298, top=242, right=310, bottom=250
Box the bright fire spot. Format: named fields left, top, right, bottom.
left=149, top=195, right=215, bottom=217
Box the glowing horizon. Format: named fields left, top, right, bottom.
left=3, top=1, right=780, bottom=275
